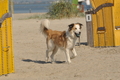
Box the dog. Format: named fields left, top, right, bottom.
left=40, top=19, right=83, bottom=63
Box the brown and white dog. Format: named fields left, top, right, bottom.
left=40, top=19, right=83, bottom=63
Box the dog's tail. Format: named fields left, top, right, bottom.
left=40, top=19, right=50, bottom=37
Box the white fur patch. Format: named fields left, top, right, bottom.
left=74, top=24, right=81, bottom=33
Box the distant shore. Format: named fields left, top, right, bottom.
left=14, top=3, right=50, bottom=14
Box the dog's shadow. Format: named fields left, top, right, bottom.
left=76, top=42, right=88, bottom=46
left=22, top=59, right=66, bottom=64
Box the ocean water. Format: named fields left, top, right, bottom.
left=14, top=3, right=92, bottom=14
left=14, top=4, right=50, bottom=13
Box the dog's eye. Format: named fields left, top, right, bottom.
left=75, top=28, right=77, bottom=29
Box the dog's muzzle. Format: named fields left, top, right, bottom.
left=75, top=32, right=81, bottom=37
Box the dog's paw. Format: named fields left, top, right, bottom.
left=68, top=61, right=71, bottom=64
left=45, top=61, right=49, bottom=63
left=70, top=56, right=75, bottom=59
left=51, top=61, right=55, bottom=64
left=65, top=61, right=71, bottom=64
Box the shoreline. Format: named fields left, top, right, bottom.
left=13, top=12, right=46, bottom=14
left=12, top=12, right=47, bottom=20
left=12, top=12, right=85, bottom=20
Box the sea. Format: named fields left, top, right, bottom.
left=14, top=4, right=51, bottom=13
left=14, top=3, right=92, bottom=14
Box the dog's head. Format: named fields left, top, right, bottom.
left=68, top=23, right=83, bottom=38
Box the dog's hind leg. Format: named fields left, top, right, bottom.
left=46, top=38, right=51, bottom=63
left=70, top=48, right=77, bottom=59
left=51, top=47, right=58, bottom=63
left=46, top=38, right=49, bottom=62
left=46, top=48, right=54, bottom=62
left=46, top=49, right=50, bottom=62
left=46, top=38, right=55, bottom=63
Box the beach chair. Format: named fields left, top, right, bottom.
left=0, top=0, right=14, bottom=75
left=86, top=0, right=120, bottom=47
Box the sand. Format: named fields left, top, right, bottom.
left=1, top=13, right=120, bottom=80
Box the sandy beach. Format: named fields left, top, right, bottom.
left=1, top=13, right=120, bottom=80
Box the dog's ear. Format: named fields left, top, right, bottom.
left=68, top=23, right=74, bottom=28
left=77, top=23, right=83, bottom=26
left=68, top=23, right=74, bottom=31
left=76, top=23, right=83, bottom=29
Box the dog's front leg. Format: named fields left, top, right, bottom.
left=65, top=49, right=71, bottom=63
left=70, top=48, right=77, bottom=59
